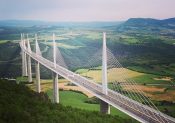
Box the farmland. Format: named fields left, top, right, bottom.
left=1, top=19, right=175, bottom=119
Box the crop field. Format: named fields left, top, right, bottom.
left=122, top=85, right=175, bottom=101
left=25, top=65, right=175, bottom=102
left=28, top=63, right=175, bottom=98
left=75, top=67, right=175, bottom=101
left=78, top=67, right=144, bottom=83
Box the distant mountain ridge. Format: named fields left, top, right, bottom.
left=0, top=18, right=174, bottom=28
left=123, top=17, right=175, bottom=27
left=117, top=17, right=175, bottom=33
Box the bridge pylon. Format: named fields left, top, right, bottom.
left=100, top=32, right=110, bottom=114
left=21, top=33, right=25, bottom=76
left=35, top=34, right=41, bottom=93
left=21, top=33, right=28, bottom=77
left=52, top=33, right=59, bottom=103
left=27, top=34, right=32, bottom=82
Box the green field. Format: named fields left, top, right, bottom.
left=0, top=40, right=8, bottom=44
left=47, top=89, right=130, bottom=119
left=130, top=74, right=172, bottom=84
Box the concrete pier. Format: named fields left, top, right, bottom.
left=100, top=32, right=110, bottom=114
left=100, top=100, right=110, bottom=114
left=24, top=52, right=28, bottom=76
left=21, top=50, right=25, bottom=76
left=21, top=34, right=28, bottom=76
left=53, top=72, right=59, bottom=103
left=52, top=33, right=59, bottom=103
left=35, top=61, right=40, bottom=93
left=27, top=55, right=32, bottom=82
left=27, top=34, right=32, bottom=82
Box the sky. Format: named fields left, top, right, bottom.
left=0, top=0, right=175, bottom=21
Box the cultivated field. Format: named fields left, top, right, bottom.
left=79, top=68, right=144, bottom=83
left=26, top=67, right=175, bottom=102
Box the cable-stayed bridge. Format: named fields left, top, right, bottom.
left=19, top=33, right=175, bottom=123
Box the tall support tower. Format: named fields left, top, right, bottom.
left=35, top=34, right=41, bottom=93
left=21, top=34, right=28, bottom=76
left=21, top=33, right=25, bottom=76
left=100, top=32, right=110, bottom=114
left=27, top=34, right=32, bottom=82
left=52, top=33, right=59, bottom=103
left=102, top=32, right=108, bottom=95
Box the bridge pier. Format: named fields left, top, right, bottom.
left=52, top=33, right=59, bottom=103
left=35, top=61, right=41, bottom=93
left=100, top=100, right=110, bottom=114
left=21, top=49, right=25, bottom=76
left=24, top=52, right=28, bottom=76
left=21, top=34, right=28, bottom=77
left=53, top=72, right=59, bottom=103
left=100, top=32, right=110, bottom=114
left=27, top=35, right=32, bottom=82
left=27, top=55, right=32, bottom=82
left=34, top=34, right=41, bottom=93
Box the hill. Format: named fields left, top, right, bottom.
left=118, top=17, right=175, bottom=33
left=122, top=18, right=175, bottom=27
left=0, top=79, right=129, bottom=123
left=0, top=18, right=175, bottom=79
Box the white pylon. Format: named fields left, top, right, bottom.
left=35, top=33, right=41, bottom=93
left=27, top=34, right=31, bottom=52
left=102, top=32, right=108, bottom=95
left=53, top=33, right=56, bottom=68
left=52, top=33, right=59, bottom=103
left=35, top=34, right=42, bottom=56
left=21, top=33, right=25, bottom=76
left=101, top=32, right=110, bottom=114
left=35, top=34, right=38, bottom=53
left=23, top=33, right=26, bottom=49
left=22, top=33, right=28, bottom=76
left=27, top=34, right=32, bottom=82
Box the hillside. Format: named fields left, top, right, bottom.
left=0, top=18, right=175, bottom=79
left=0, top=79, right=130, bottom=123
left=1, top=20, right=175, bottom=78
left=121, top=18, right=175, bottom=27
left=117, top=18, right=175, bottom=34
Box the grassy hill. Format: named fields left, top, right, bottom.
left=122, top=18, right=175, bottom=27
left=0, top=79, right=131, bottom=123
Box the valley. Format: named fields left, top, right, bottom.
left=1, top=18, right=175, bottom=120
